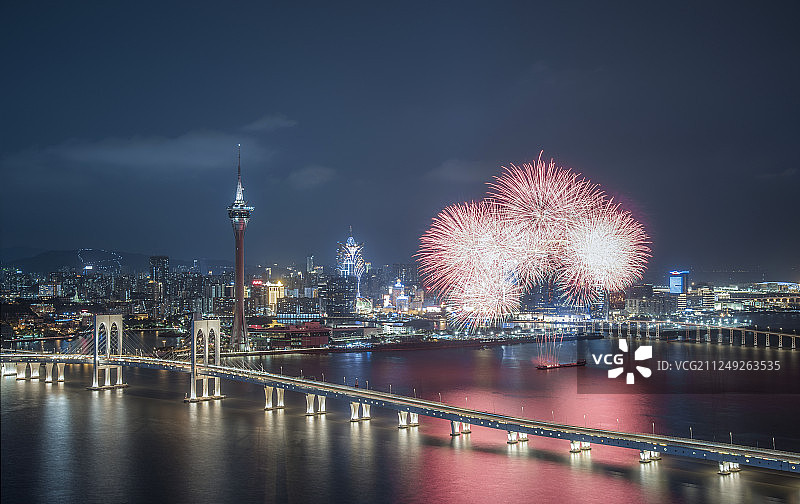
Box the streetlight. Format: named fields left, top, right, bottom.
left=389, top=384, right=392, bottom=394
left=551, top=410, right=555, bottom=422
left=438, top=392, right=442, bottom=403
left=690, top=426, right=693, bottom=439
left=617, top=418, right=620, bottom=430
left=413, top=387, right=416, bottom=398
left=730, top=432, right=733, bottom=446
left=584, top=413, right=587, bottom=428
left=652, top=422, right=655, bottom=435
left=322, top=372, right=325, bottom=382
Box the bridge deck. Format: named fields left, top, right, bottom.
left=3, top=352, right=799, bottom=474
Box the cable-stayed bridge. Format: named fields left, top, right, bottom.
left=3, top=331, right=799, bottom=477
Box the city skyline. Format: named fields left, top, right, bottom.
left=1, top=2, right=798, bottom=281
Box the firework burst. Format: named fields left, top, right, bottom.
left=417, top=152, right=650, bottom=330
left=557, top=200, right=651, bottom=305
left=489, top=154, right=603, bottom=243
left=417, top=201, right=523, bottom=328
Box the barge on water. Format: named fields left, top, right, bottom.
left=536, top=359, right=586, bottom=370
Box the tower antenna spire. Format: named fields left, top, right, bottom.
left=237, top=143, right=241, bottom=181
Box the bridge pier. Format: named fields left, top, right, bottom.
left=305, top=394, right=316, bottom=415
left=766, top=333, right=770, bottom=347
left=460, top=421, right=470, bottom=433
left=408, top=412, right=419, bottom=427
left=57, top=362, right=65, bottom=382
left=185, top=375, right=222, bottom=401
left=718, top=461, right=741, bottom=475
left=264, top=387, right=286, bottom=409
left=519, top=432, right=529, bottom=442
left=570, top=440, right=581, bottom=453
left=580, top=441, right=590, bottom=450
left=350, top=402, right=361, bottom=422
left=3, top=362, right=17, bottom=376
left=793, top=337, right=796, bottom=350
left=15, top=363, right=27, bottom=379
left=44, top=363, right=54, bottom=383
left=450, top=420, right=461, bottom=436
left=30, top=362, right=41, bottom=380
left=639, top=450, right=661, bottom=463
left=361, top=403, right=371, bottom=420
left=507, top=431, right=518, bottom=444
left=779, top=335, right=783, bottom=348
left=264, top=386, right=274, bottom=409
left=398, top=411, right=409, bottom=428
left=317, top=395, right=327, bottom=414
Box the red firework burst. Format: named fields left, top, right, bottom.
left=557, top=200, right=651, bottom=305
left=417, top=201, right=522, bottom=328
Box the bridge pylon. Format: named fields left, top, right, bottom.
left=87, top=315, right=127, bottom=390
left=186, top=315, right=225, bottom=402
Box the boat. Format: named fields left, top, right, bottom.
left=536, top=359, right=586, bottom=370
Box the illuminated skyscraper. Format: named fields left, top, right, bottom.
left=336, top=227, right=365, bottom=297
left=227, top=146, right=254, bottom=350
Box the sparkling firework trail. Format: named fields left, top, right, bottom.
left=558, top=200, right=651, bottom=305
left=417, top=201, right=523, bottom=329
left=417, top=152, right=651, bottom=333
left=489, top=153, right=604, bottom=268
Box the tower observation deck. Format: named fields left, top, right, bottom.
left=227, top=145, right=254, bottom=351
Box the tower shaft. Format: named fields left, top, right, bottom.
left=227, top=144, right=254, bottom=351
left=231, top=223, right=248, bottom=349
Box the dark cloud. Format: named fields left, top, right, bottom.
left=241, top=114, right=298, bottom=132
left=287, top=165, right=337, bottom=190
left=2, top=131, right=271, bottom=175
left=425, top=159, right=493, bottom=184
left=756, top=168, right=797, bottom=180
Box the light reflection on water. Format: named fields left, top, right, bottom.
left=2, top=341, right=800, bottom=503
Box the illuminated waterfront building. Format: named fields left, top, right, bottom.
left=336, top=227, right=365, bottom=297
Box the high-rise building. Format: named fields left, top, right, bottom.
left=227, top=146, right=254, bottom=350
left=149, top=255, right=170, bottom=319
left=306, top=255, right=314, bottom=274
left=669, top=270, right=690, bottom=294
left=324, top=276, right=357, bottom=316
left=336, top=227, right=365, bottom=297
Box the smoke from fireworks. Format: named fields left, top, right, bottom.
left=417, top=152, right=650, bottom=330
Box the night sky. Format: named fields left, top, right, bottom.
left=2, top=2, right=798, bottom=280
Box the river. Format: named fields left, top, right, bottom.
left=2, top=338, right=799, bottom=503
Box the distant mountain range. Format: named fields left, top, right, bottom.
left=0, top=248, right=233, bottom=274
